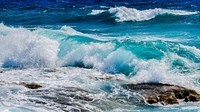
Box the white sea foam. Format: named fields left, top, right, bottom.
left=101, top=47, right=136, bottom=74
left=58, top=41, right=137, bottom=75
left=0, top=67, right=199, bottom=111
left=90, top=10, right=105, bottom=15
left=100, top=6, right=110, bottom=8
left=89, top=7, right=198, bottom=22
left=129, top=57, right=200, bottom=91
left=54, top=34, right=200, bottom=90
left=60, top=25, right=84, bottom=36
left=180, top=44, right=200, bottom=58
left=108, top=7, right=198, bottom=22
left=132, top=59, right=169, bottom=83
left=58, top=42, right=115, bottom=68
left=0, top=24, right=59, bottom=68
left=0, top=24, right=199, bottom=92
left=0, top=67, right=107, bottom=111
left=35, top=25, right=113, bottom=42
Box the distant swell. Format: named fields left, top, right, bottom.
left=90, top=7, right=198, bottom=22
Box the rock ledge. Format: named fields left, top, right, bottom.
left=122, top=83, right=200, bottom=105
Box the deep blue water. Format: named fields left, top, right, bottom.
left=0, top=0, right=200, bottom=111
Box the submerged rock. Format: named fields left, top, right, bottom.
left=43, top=68, right=57, bottom=73
left=122, top=83, right=200, bottom=105
left=26, top=87, right=99, bottom=112
left=21, top=83, right=43, bottom=89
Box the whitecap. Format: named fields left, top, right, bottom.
left=0, top=23, right=59, bottom=68
left=89, top=10, right=105, bottom=15
left=108, top=7, right=198, bottom=22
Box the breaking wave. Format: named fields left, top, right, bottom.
left=90, top=7, right=198, bottom=22
left=0, top=23, right=59, bottom=68
left=0, top=24, right=200, bottom=79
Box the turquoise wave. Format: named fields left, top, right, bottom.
left=1, top=24, right=200, bottom=77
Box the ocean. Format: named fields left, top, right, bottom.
left=0, top=0, right=200, bottom=111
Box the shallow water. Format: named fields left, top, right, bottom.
left=0, top=0, right=200, bottom=111
left=0, top=67, right=200, bottom=112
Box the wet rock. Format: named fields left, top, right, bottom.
left=185, top=94, right=200, bottom=102
left=145, top=97, right=158, bottom=104
left=26, top=87, right=98, bottom=112
left=159, top=95, right=179, bottom=105
left=29, top=87, right=94, bottom=102
left=43, top=68, right=57, bottom=73
left=21, top=83, right=42, bottom=89
left=122, top=83, right=200, bottom=105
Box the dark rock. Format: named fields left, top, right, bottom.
left=159, top=95, right=179, bottom=105
left=66, top=94, right=93, bottom=101
left=43, top=68, right=57, bottom=73
left=185, top=94, right=200, bottom=102
left=122, top=83, right=200, bottom=105
left=26, top=87, right=97, bottom=112
left=145, top=97, right=158, bottom=104
left=21, top=83, right=42, bottom=89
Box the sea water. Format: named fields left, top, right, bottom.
left=0, top=0, right=200, bottom=111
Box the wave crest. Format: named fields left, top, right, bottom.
left=90, top=7, right=198, bottom=22
left=0, top=24, right=59, bottom=68
left=1, top=24, right=200, bottom=78
left=109, top=7, right=198, bottom=22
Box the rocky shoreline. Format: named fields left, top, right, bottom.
left=21, top=82, right=200, bottom=106
left=1, top=68, right=200, bottom=107
left=122, top=83, right=200, bottom=105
